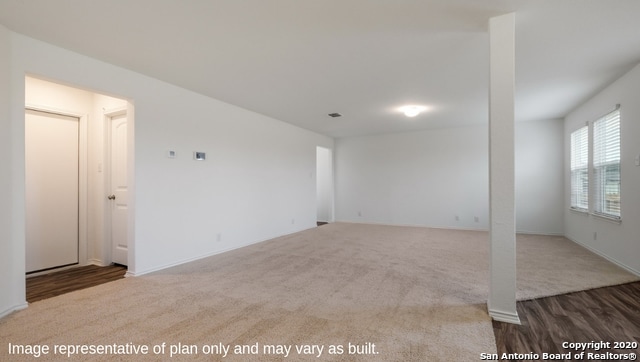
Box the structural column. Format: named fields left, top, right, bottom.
left=488, top=13, right=519, bottom=324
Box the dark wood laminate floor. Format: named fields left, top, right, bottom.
left=26, top=264, right=127, bottom=303
left=493, top=281, right=640, bottom=361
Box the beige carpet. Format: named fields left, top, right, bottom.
left=516, top=233, right=638, bottom=300
left=1, top=223, right=637, bottom=361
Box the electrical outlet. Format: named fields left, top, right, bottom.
left=455, top=215, right=460, bottom=221
left=358, top=211, right=362, bottom=217
left=291, top=218, right=295, bottom=225
left=593, top=232, right=597, bottom=240
left=474, top=216, right=479, bottom=223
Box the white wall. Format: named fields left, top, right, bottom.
left=564, top=63, right=640, bottom=275
left=2, top=32, right=333, bottom=316
left=515, top=119, right=564, bottom=234
left=316, top=147, right=333, bottom=222
left=335, top=125, right=490, bottom=229
left=335, top=121, right=564, bottom=234
left=130, top=93, right=331, bottom=272
left=0, top=25, right=26, bottom=318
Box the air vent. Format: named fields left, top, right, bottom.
left=328, top=113, right=342, bottom=118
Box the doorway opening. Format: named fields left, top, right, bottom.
left=24, top=76, right=132, bottom=287
left=316, top=146, right=334, bottom=225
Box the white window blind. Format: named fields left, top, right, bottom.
left=570, top=126, right=589, bottom=210
left=593, top=109, right=621, bottom=218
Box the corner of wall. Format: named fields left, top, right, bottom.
left=0, top=25, right=26, bottom=318
left=563, top=64, right=640, bottom=274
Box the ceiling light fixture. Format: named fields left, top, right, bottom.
left=399, top=105, right=427, bottom=118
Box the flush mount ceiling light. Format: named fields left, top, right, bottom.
left=399, top=105, right=427, bottom=117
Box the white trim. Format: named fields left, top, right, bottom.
left=126, top=102, right=136, bottom=274
left=489, top=308, right=521, bottom=325
left=566, top=236, right=640, bottom=277
left=24, top=105, right=90, bottom=268
left=515, top=230, right=565, bottom=236
left=127, top=241, right=271, bottom=277
left=87, top=258, right=109, bottom=267
left=0, top=302, right=28, bottom=320
left=104, top=106, right=127, bottom=118
left=25, top=103, right=85, bottom=119
left=335, top=219, right=489, bottom=232
left=569, top=208, right=589, bottom=216
left=338, top=220, right=564, bottom=236
left=590, top=212, right=622, bottom=224
left=103, top=112, right=114, bottom=265
left=127, top=226, right=317, bottom=277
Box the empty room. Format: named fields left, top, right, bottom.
left=1, top=1, right=639, bottom=361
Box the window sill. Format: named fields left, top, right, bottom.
left=591, top=213, right=622, bottom=224
left=570, top=208, right=589, bottom=215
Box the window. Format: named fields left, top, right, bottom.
left=569, top=107, right=621, bottom=220
left=593, top=109, right=621, bottom=218
left=570, top=126, right=589, bottom=211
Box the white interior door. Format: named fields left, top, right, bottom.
left=25, top=109, right=79, bottom=273
left=109, top=112, right=128, bottom=266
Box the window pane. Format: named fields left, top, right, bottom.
left=570, top=126, right=588, bottom=210
left=571, top=168, right=589, bottom=210
left=593, top=110, right=620, bottom=218
left=594, top=163, right=620, bottom=217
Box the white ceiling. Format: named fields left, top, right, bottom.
left=1, top=0, right=639, bottom=138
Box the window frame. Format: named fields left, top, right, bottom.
left=592, top=108, right=621, bottom=220
left=568, top=106, right=622, bottom=222
left=569, top=125, right=589, bottom=212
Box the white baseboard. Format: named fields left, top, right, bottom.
left=127, top=226, right=316, bottom=277
left=87, top=258, right=109, bottom=267
left=126, top=243, right=264, bottom=277
left=489, top=308, right=521, bottom=325
left=516, top=230, right=565, bottom=236
left=336, top=220, right=488, bottom=232
left=335, top=219, right=564, bottom=236
left=0, top=302, right=28, bottom=320
left=566, top=236, right=640, bottom=277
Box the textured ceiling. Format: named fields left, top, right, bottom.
left=1, top=0, right=639, bottom=137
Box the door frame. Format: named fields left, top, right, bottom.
left=103, top=106, right=128, bottom=265
left=25, top=104, right=89, bottom=271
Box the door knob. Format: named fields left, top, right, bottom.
left=107, top=195, right=116, bottom=200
